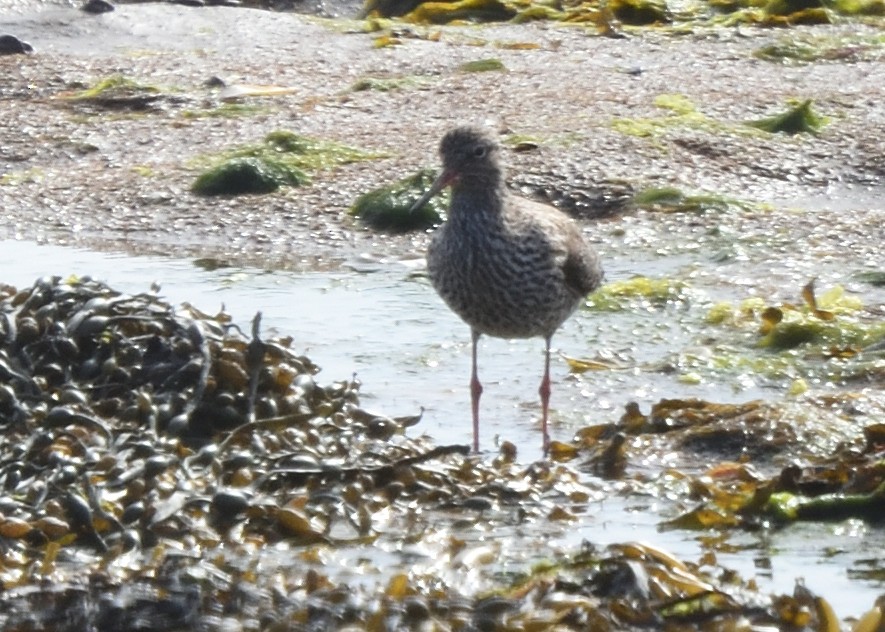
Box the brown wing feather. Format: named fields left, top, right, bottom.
left=510, top=197, right=604, bottom=298
left=563, top=237, right=603, bottom=297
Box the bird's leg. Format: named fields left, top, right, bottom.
left=539, top=336, right=552, bottom=455
left=470, top=329, right=483, bottom=453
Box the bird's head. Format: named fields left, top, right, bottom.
left=410, top=126, right=501, bottom=213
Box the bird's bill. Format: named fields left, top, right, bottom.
left=409, top=168, right=456, bottom=212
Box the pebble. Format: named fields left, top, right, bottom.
left=0, top=34, right=33, bottom=55
left=81, top=0, right=115, bottom=12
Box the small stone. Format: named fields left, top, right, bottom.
left=204, top=76, right=227, bottom=88
left=0, top=35, right=33, bottom=55
left=81, top=0, right=115, bottom=12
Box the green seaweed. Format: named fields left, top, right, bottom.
left=695, top=286, right=885, bottom=388
left=653, top=94, right=696, bottom=115
left=259, top=130, right=380, bottom=170
left=707, top=288, right=885, bottom=352
left=609, top=0, right=671, bottom=23
left=754, top=40, right=827, bottom=63
left=502, top=134, right=543, bottom=152
left=350, top=168, right=446, bottom=232
left=767, top=483, right=885, bottom=522
left=611, top=94, right=723, bottom=138
left=460, top=58, right=506, bottom=72
left=586, top=276, right=688, bottom=311
left=65, top=75, right=160, bottom=101
left=403, top=0, right=516, bottom=23
left=759, top=315, right=883, bottom=350
left=60, top=74, right=165, bottom=113
left=512, top=5, right=563, bottom=21
left=764, top=0, right=822, bottom=16
left=349, top=76, right=429, bottom=91
left=361, top=0, right=423, bottom=17
left=0, top=167, right=45, bottom=186
left=193, top=130, right=383, bottom=195
left=746, top=99, right=824, bottom=135
left=755, top=33, right=885, bottom=64
left=131, top=165, right=154, bottom=177
left=707, top=0, right=752, bottom=13
left=760, top=320, right=823, bottom=350
left=370, top=0, right=882, bottom=24
left=832, top=0, right=885, bottom=14
left=854, top=271, right=885, bottom=287
left=192, top=157, right=308, bottom=196
left=181, top=103, right=268, bottom=119
left=633, top=187, right=748, bottom=213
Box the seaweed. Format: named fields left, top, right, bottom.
left=746, top=99, right=825, bottom=135
left=350, top=168, right=446, bottom=231
left=192, top=157, right=308, bottom=196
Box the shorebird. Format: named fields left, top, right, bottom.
left=411, top=126, right=603, bottom=453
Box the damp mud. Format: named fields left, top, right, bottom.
left=1, top=0, right=884, bottom=268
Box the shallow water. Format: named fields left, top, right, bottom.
left=2, top=238, right=884, bottom=616
left=0, top=238, right=781, bottom=460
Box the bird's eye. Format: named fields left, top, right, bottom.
left=472, top=145, right=487, bottom=158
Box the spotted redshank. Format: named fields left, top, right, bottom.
left=411, top=126, right=603, bottom=453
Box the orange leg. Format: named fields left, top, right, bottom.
left=470, top=329, right=483, bottom=453
left=539, top=336, right=552, bottom=455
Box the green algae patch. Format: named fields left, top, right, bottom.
left=611, top=94, right=725, bottom=138
left=502, top=133, right=542, bottom=151
left=747, top=99, right=825, bottom=135
left=761, top=318, right=826, bottom=350
left=368, top=0, right=877, bottom=23
left=362, top=0, right=423, bottom=17
left=654, top=93, right=696, bottom=115
left=192, top=157, right=308, bottom=196
left=768, top=483, right=885, bottom=523
left=757, top=0, right=881, bottom=22
left=833, top=0, right=885, bottom=14
left=749, top=32, right=885, bottom=64
left=350, top=168, right=446, bottom=232
left=764, top=0, right=823, bottom=16
left=193, top=131, right=382, bottom=195
left=634, top=186, right=749, bottom=213
left=586, top=276, right=688, bottom=311
left=131, top=165, right=154, bottom=177
left=695, top=282, right=885, bottom=388
left=855, top=270, right=885, bottom=286
left=754, top=39, right=831, bottom=63
left=659, top=441, right=885, bottom=528
left=0, top=167, right=45, bottom=186
left=65, top=75, right=159, bottom=100
left=707, top=285, right=885, bottom=351
left=349, top=75, right=431, bottom=91
left=260, top=130, right=382, bottom=170
left=609, top=0, right=671, bottom=23
left=512, top=4, right=563, bottom=21
left=61, top=74, right=163, bottom=110
left=460, top=58, right=506, bottom=72
left=403, top=0, right=516, bottom=23
left=182, top=103, right=268, bottom=119
left=726, top=4, right=833, bottom=23
left=707, top=0, right=752, bottom=12
left=775, top=6, right=832, bottom=21
left=758, top=308, right=884, bottom=352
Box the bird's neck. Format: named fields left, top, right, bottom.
left=448, top=179, right=508, bottom=225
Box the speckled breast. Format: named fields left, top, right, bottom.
left=427, top=228, right=583, bottom=340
